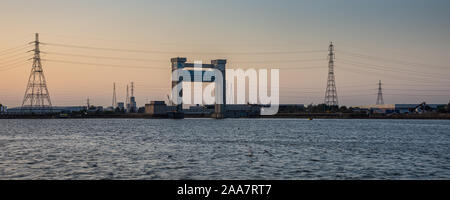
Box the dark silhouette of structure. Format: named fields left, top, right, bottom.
left=125, top=84, right=129, bottom=110
left=128, top=81, right=137, bottom=112
left=112, top=82, right=117, bottom=108
left=170, top=57, right=226, bottom=119
left=376, top=80, right=384, bottom=105
left=21, top=33, right=52, bottom=109
left=324, top=42, right=338, bottom=106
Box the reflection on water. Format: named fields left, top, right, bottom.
left=0, top=118, right=449, bottom=179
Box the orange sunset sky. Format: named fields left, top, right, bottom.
left=1, top=0, right=450, bottom=107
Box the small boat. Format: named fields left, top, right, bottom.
left=308, top=117, right=313, bottom=120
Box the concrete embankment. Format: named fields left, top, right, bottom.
left=1, top=113, right=450, bottom=119
left=263, top=113, right=450, bottom=119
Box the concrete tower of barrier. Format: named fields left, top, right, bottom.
left=170, top=57, right=226, bottom=119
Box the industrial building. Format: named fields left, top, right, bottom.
left=277, top=104, right=306, bottom=113
left=0, top=104, right=7, bottom=114
left=184, top=104, right=261, bottom=117
left=226, top=104, right=261, bottom=117
left=144, top=101, right=261, bottom=118
left=145, top=101, right=176, bottom=116
left=117, top=102, right=125, bottom=112
left=354, top=104, right=446, bottom=114
left=128, top=96, right=137, bottom=113
left=184, top=105, right=214, bottom=115
left=87, top=106, right=104, bottom=113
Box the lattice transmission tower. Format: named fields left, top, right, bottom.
left=125, top=84, right=129, bottom=111
left=131, top=82, right=134, bottom=97
left=112, top=82, right=117, bottom=107
left=324, top=42, right=338, bottom=106
left=21, top=33, right=52, bottom=108
left=376, top=80, right=384, bottom=105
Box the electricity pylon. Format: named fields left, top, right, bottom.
left=21, top=33, right=52, bottom=108
left=376, top=80, right=384, bottom=105
left=324, top=42, right=338, bottom=106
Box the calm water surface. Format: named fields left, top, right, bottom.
left=0, top=118, right=449, bottom=179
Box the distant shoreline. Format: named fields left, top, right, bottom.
left=1, top=113, right=450, bottom=120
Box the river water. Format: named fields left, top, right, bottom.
left=0, top=118, right=449, bottom=179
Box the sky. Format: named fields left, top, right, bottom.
left=1, top=0, right=450, bottom=107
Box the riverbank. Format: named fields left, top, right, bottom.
left=262, top=113, right=450, bottom=119
left=1, top=113, right=450, bottom=119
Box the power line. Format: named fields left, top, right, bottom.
left=44, top=59, right=168, bottom=70
left=279, top=86, right=450, bottom=93
left=265, top=66, right=327, bottom=70
left=0, top=55, right=33, bottom=66
left=43, top=42, right=327, bottom=55
left=0, top=44, right=31, bottom=55
left=40, top=33, right=317, bottom=48
left=283, top=83, right=377, bottom=89
left=384, top=88, right=450, bottom=92
left=338, top=49, right=449, bottom=71
left=338, top=58, right=450, bottom=80
left=338, top=62, right=450, bottom=84
left=44, top=51, right=167, bottom=62
left=0, top=46, right=32, bottom=58
left=0, top=60, right=29, bottom=72
left=0, top=57, right=30, bottom=68
left=283, top=93, right=375, bottom=98
left=339, top=65, right=449, bottom=85
left=378, top=83, right=450, bottom=87
left=44, top=51, right=327, bottom=64
left=383, top=93, right=450, bottom=97
left=229, top=58, right=326, bottom=64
